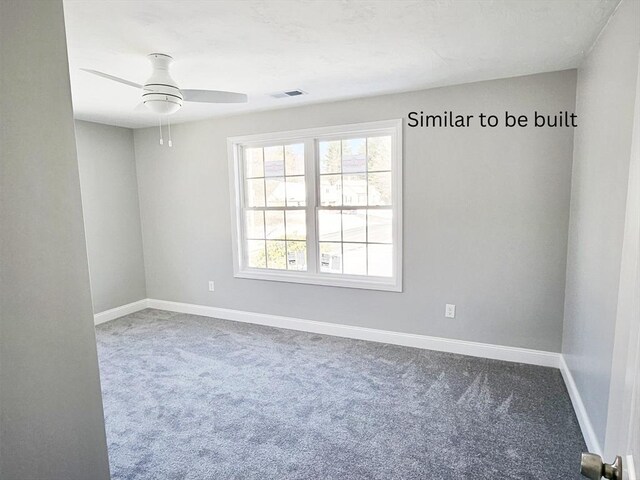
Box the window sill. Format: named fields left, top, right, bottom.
left=234, top=268, right=402, bottom=292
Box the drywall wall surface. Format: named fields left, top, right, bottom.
left=562, top=0, right=640, bottom=447
left=0, top=1, right=111, bottom=479
left=76, top=120, right=147, bottom=313
left=135, top=69, right=577, bottom=353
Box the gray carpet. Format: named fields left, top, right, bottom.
left=96, top=308, right=586, bottom=480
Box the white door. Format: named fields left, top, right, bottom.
left=595, top=50, right=640, bottom=480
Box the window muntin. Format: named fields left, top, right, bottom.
left=241, top=143, right=308, bottom=272
left=229, top=120, right=402, bottom=292
left=316, top=135, right=393, bottom=278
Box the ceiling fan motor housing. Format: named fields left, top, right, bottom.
left=143, top=53, right=183, bottom=115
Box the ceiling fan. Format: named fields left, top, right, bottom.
left=82, top=53, right=248, bottom=116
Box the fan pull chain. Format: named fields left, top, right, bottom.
left=167, top=117, right=173, bottom=147
left=159, top=116, right=164, bottom=145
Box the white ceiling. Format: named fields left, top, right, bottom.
left=64, top=0, right=620, bottom=129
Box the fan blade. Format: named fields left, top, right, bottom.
left=81, top=69, right=142, bottom=89
left=182, top=89, right=247, bottom=103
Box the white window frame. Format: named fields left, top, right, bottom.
left=227, top=119, right=403, bottom=292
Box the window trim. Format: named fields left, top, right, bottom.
left=227, top=119, right=403, bottom=292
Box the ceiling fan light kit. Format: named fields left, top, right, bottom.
left=143, top=53, right=183, bottom=115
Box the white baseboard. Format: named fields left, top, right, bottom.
left=559, top=355, right=602, bottom=455
left=94, top=299, right=149, bottom=325
left=146, top=298, right=560, bottom=368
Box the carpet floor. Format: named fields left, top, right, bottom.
left=96, top=308, right=586, bottom=480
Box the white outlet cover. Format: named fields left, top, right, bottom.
left=445, top=304, right=456, bottom=318
left=208, top=281, right=215, bottom=292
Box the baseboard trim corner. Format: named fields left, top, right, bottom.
left=94, top=299, right=149, bottom=325
left=559, top=355, right=602, bottom=455
left=146, top=298, right=560, bottom=368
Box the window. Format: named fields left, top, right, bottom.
left=228, top=119, right=402, bottom=291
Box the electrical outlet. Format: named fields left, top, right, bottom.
left=208, top=281, right=215, bottom=292
left=445, top=304, right=456, bottom=318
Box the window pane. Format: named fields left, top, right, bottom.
left=319, top=140, right=341, bottom=174
left=368, top=172, right=392, bottom=206
left=285, top=210, right=306, bottom=240
left=320, top=242, right=342, bottom=273
left=342, top=138, right=366, bottom=173
left=343, top=174, right=367, bottom=206
left=367, top=209, right=392, bottom=244
left=342, top=210, right=366, bottom=242
left=318, top=210, right=341, bottom=241
left=285, top=144, right=304, bottom=176
left=266, top=240, right=287, bottom=269
left=286, top=176, right=306, bottom=206
left=245, top=147, right=264, bottom=178
left=264, top=146, right=285, bottom=177
left=343, top=243, right=367, bottom=275
left=247, top=240, right=266, bottom=268
left=265, top=177, right=286, bottom=207
left=320, top=174, right=342, bottom=206
left=367, top=136, right=391, bottom=172
left=286, top=241, right=307, bottom=271
left=246, top=178, right=265, bottom=207
left=368, top=244, right=393, bottom=277
left=265, top=210, right=285, bottom=239
left=245, top=210, right=265, bottom=239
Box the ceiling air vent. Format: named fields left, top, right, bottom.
left=270, top=89, right=307, bottom=99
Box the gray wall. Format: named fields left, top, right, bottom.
left=562, top=0, right=640, bottom=447
left=135, top=70, right=576, bottom=353
left=0, top=1, right=111, bottom=479
left=75, top=120, right=147, bottom=313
